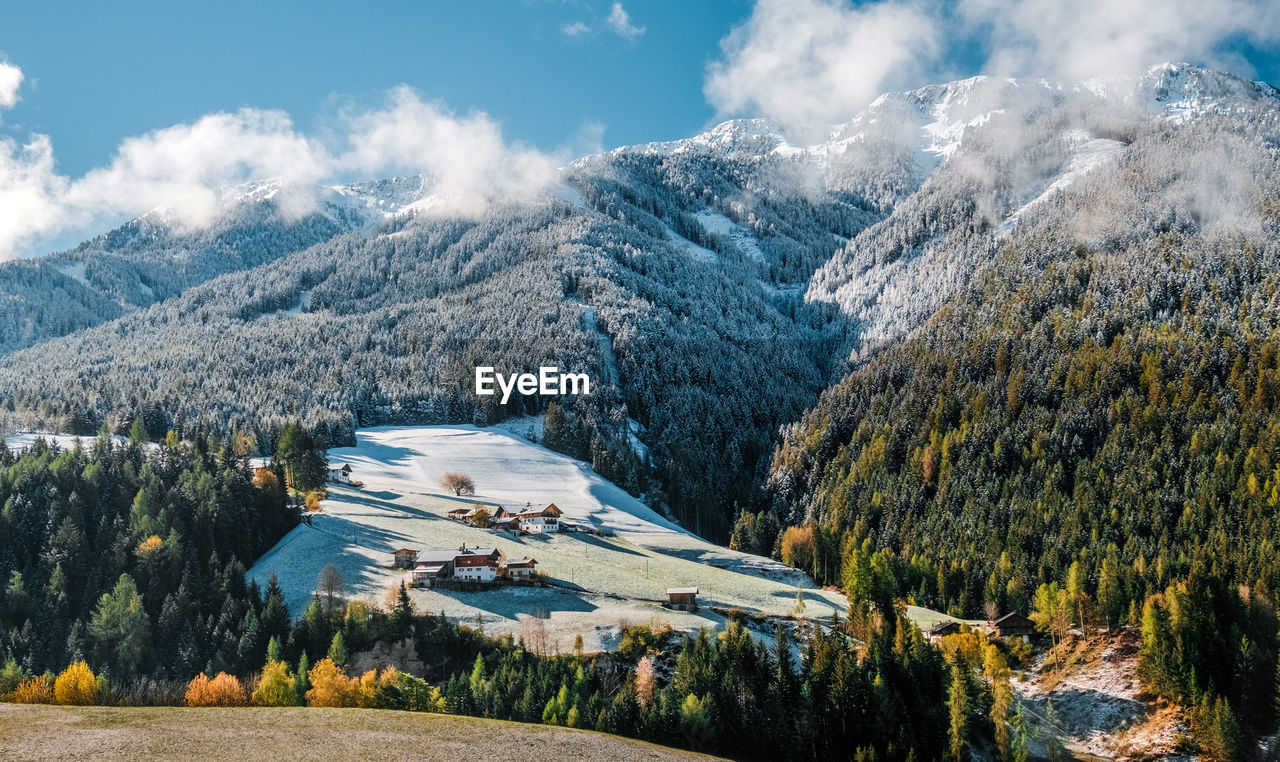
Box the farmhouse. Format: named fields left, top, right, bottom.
left=989, top=612, right=1035, bottom=641
left=924, top=620, right=963, bottom=642
left=392, top=548, right=419, bottom=569
left=503, top=557, right=538, bottom=580
left=516, top=503, right=563, bottom=533
left=408, top=546, right=503, bottom=586
left=448, top=501, right=567, bottom=534
left=665, top=587, right=698, bottom=612
left=328, top=463, right=353, bottom=485
left=410, top=548, right=464, bottom=587
left=454, top=547, right=502, bottom=583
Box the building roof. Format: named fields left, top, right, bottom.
left=517, top=503, right=563, bottom=519
left=927, top=620, right=962, bottom=634
left=666, top=587, right=699, bottom=595
left=991, top=612, right=1034, bottom=626
left=413, top=562, right=447, bottom=573
left=392, top=548, right=419, bottom=555
left=506, top=557, right=537, bottom=566
left=417, top=549, right=464, bottom=564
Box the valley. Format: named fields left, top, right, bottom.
left=248, top=421, right=849, bottom=654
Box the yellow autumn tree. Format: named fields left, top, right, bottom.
left=185, top=672, right=248, bottom=706
left=251, top=661, right=299, bottom=707
left=356, top=669, right=380, bottom=708
left=305, top=658, right=358, bottom=707
left=53, top=661, right=99, bottom=705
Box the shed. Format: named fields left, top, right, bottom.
left=665, top=587, right=699, bottom=612
left=990, top=612, right=1036, bottom=641
left=504, top=557, right=538, bottom=579
left=392, top=548, right=419, bottom=569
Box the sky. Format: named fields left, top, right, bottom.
left=2, top=0, right=1279, bottom=258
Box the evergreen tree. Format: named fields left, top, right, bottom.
left=327, top=631, right=347, bottom=669
left=295, top=651, right=311, bottom=705
left=89, top=573, right=151, bottom=676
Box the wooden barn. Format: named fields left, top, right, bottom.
left=392, top=548, right=419, bottom=569
left=989, top=612, right=1036, bottom=642
left=925, top=620, right=962, bottom=642
left=665, top=587, right=699, bottom=612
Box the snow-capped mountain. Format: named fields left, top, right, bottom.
left=1, top=63, right=1275, bottom=359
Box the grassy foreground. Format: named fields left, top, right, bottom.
left=0, top=704, right=716, bottom=761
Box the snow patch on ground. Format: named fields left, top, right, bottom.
left=549, top=184, right=589, bottom=210
left=695, top=211, right=765, bottom=262
left=998, top=131, right=1125, bottom=236
left=3, top=432, right=139, bottom=452
left=1015, top=631, right=1192, bottom=761
left=57, top=263, right=91, bottom=288
left=284, top=290, right=312, bottom=316
left=665, top=226, right=719, bottom=263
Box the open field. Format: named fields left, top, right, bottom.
left=247, top=422, right=851, bottom=652
left=0, top=704, right=714, bottom=761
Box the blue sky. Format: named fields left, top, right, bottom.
left=1, top=0, right=1278, bottom=258
left=1, top=1, right=755, bottom=178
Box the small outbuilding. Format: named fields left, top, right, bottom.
left=504, top=557, right=539, bottom=580
left=665, top=587, right=699, bottom=612
left=329, top=463, right=353, bottom=485
left=392, top=548, right=419, bottom=569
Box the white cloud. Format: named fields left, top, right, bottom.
left=0, top=60, right=21, bottom=110
left=607, top=3, right=645, bottom=39
left=0, top=83, right=560, bottom=259
left=705, top=0, right=938, bottom=128
left=960, top=0, right=1280, bottom=81
left=561, top=21, right=590, bottom=38
left=338, top=86, right=557, bottom=214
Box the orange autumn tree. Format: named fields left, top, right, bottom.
left=185, top=672, right=248, bottom=706
left=10, top=675, right=54, bottom=704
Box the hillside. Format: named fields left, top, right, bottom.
left=248, top=422, right=849, bottom=653
left=0, top=704, right=714, bottom=761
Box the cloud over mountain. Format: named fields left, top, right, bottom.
left=0, top=82, right=557, bottom=259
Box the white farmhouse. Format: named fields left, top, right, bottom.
left=453, top=547, right=502, bottom=583
left=516, top=503, right=564, bottom=534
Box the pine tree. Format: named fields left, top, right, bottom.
left=327, top=631, right=347, bottom=668
left=295, top=651, right=310, bottom=704
left=266, top=635, right=281, bottom=664
left=88, top=573, right=150, bottom=677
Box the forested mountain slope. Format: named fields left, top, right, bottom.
left=1, top=64, right=1275, bottom=544
left=0, top=177, right=430, bottom=355
left=767, top=96, right=1280, bottom=643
